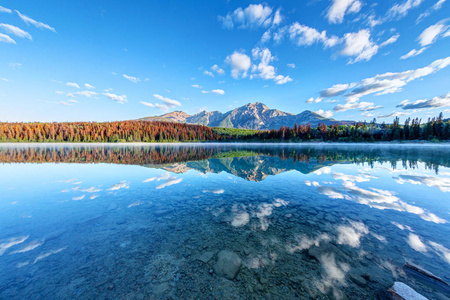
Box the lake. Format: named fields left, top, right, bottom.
left=0, top=143, right=449, bottom=299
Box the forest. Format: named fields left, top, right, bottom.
left=0, top=113, right=449, bottom=143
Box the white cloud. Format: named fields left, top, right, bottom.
left=287, top=63, right=295, bottom=68
left=251, top=47, right=276, bottom=79
left=192, top=84, right=202, bottom=88
left=289, top=22, right=340, bottom=48
left=320, top=83, right=352, bottom=98
left=103, top=93, right=128, bottom=104
left=273, top=9, right=283, bottom=25
left=261, top=30, right=271, bottom=43
left=203, top=70, right=214, bottom=77
left=202, top=89, right=225, bottom=95
left=0, top=33, right=15, bottom=44
left=211, top=89, right=225, bottom=95
left=15, top=10, right=56, bottom=32
left=387, top=0, right=424, bottom=19
left=321, top=56, right=450, bottom=111
left=397, top=93, right=450, bottom=110
left=153, top=94, right=181, bottom=107
left=123, top=74, right=140, bottom=83
left=66, top=82, right=80, bottom=89
left=84, top=83, right=95, bottom=89
left=334, top=101, right=374, bottom=112
left=140, top=101, right=155, bottom=108
left=315, top=109, right=334, bottom=118
left=400, top=47, right=427, bottom=59
left=0, top=24, right=32, bottom=40
left=251, top=48, right=293, bottom=85
left=418, top=20, right=449, bottom=46
left=273, top=26, right=288, bottom=43
left=360, top=105, right=383, bottom=111
left=211, top=64, right=225, bottom=75
left=275, top=75, right=293, bottom=85
left=417, top=0, right=447, bottom=23
left=366, top=14, right=383, bottom=27
left=0, top=6, right=12, bottom=13
left=326, top=0, right=362, bottom=24
left=341, top=29, right=379, bottom=64
left=154, top=103, right=169, bottom=111
left=378, top=111, right=409, bottom=118
left=57, top=100, right=77, bottom=106
left=75, top=91, right=98, bottom=98
left=380, top=34, right=400, bottom=47
left=225, top=51, right=251, bottom=79
left=218, top=4, right=275, bottom=30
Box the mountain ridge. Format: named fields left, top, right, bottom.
left=139, top=102, right=354, bottom=130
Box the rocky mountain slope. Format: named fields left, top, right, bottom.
left=139, top=102, right=353, bottom=130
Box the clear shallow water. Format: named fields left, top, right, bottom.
left=0, top=143, right=449, bottom=299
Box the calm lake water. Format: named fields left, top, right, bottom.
left=0, top=143, right=449, bottom=299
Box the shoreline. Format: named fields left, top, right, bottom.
left=0, top=141, right=450, bottom=147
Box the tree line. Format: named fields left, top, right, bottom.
left=0, top=121, right=220, bottom=143
left=243, top=113, right=450, bottom=142
left=0, top=113, right=449, bottom=143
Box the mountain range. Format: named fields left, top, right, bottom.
left=139, top=102, right=354, bottom=130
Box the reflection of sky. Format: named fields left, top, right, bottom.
left=304, top=162, right=449, bottom=225
left=0, top=151, right=449, bottom=297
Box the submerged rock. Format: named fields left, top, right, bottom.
left=213, top=250, right=242, bottom=280
left=404, top=262, right=448, bottom=285
left=389, top=282, right=428, bottom=300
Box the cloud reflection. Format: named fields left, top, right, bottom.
left=407, top=233, right=428, bottom=253
left=108, top=180, right=129, bottom=191
left=0, top=235, right=29, bottom=256
left=33, top=246, right=67, bottom=264
left=203, top=189, right=225, bottom=194
left=336, top=220, right=369, bottom=248
left=156, top=176, right=183, bottom=189
left=395, top=174, right=450, bottom=192
left=9, top=240, right=44, bottom=254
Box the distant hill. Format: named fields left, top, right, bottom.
left=139, top=102, right=354, bottom=130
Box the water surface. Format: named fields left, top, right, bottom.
left=0, top=143, right=449, bottom=299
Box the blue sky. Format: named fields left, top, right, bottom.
left=0, top=0, right=449, bottom=123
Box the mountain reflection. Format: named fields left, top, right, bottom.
left=1, top=144, right=449, bottom=181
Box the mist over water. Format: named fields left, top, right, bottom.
left=0, top=144, right=449, bottom=299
